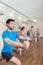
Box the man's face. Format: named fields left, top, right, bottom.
left=7, top=21, right=15, bottom=30
left=23, top=28, right=25, bottom=32
left=23, top=28, right=26, bottom=32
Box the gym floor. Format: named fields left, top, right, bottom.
left=0, top=38, right=43, bottom=65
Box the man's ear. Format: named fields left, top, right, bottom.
left=6, top=24, right=9, bottom=27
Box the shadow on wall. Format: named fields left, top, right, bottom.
left=0, top=22, right=6, bottom=55
left=0, top=37, right=4, bottom=55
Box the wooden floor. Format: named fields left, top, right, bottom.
left=0, top=38, right=43, bottom=65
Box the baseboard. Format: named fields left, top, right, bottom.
left=40, top=37, right=43, bottom=39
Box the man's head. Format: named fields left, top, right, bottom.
left=31, top=26, right=33, bottom=28
left=21, top=27, right=25, bottom=31
left=6, top=19, right=15, bottom=30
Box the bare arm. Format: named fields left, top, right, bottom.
left=4, top=38, right=26, bottom=48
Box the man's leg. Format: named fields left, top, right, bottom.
left=0, top=55, right=3, bottom=60
left=9, top=56, right=21, bottom=65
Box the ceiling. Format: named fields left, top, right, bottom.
left=0, top=1, right=29, bottom=24
left=0, top=0, right=43, bottom=19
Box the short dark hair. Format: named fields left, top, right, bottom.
left=31, top=26, right=33, bottom=28
left=21, top=27, right=25, bottom=30
left=6, top=19, right=15, bottom=24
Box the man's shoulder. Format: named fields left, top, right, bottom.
left=12, top=31, right=17, bottom=33
left=13, top=31, right=20, bottom=35
left=2, top=30, right=8, bottom=35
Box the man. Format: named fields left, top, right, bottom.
left=1, top=19, right=26, bottom=65
left=36, top=28, right=40, bottom=42
left=30, top=26, right=35, bottom=39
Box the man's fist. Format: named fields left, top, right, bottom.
left=24, top=41, right=30, bottom=50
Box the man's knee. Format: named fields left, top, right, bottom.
left=0, top=56, right=3, bottom=60
left=10, top=56, right=21, bottom=65
left=19, top=61, right=21, bottom=65
left=17, top=60, right=21, bottom=65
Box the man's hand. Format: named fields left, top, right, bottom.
left=24, top=41, right=30, bottom=50
left=22, top=43, right=27, bottom=49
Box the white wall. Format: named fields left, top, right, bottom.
left=0, top=22, right=6, bottom=54
left=32, top=18, right=43, bottom=37
left=36, top=18, right=43, bottom=37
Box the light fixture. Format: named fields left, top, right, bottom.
left=9, top=12, right=14, bottom=17
left=12, top=10, right=15, bottom=13
left=23, top=18, right=27, bottom=21
left=0, top=3, right=3, bottom=7
left=33, top=19, right=36, bottom=22
left=33, top=19, right=38, bottom=24
left=18, top=16, right=22, bottom=21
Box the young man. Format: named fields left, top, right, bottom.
left=1, top=19, right=26, bottom=65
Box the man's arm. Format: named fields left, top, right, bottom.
left=4, top=38, right=26, bottom=48
left=18, top=36, right=25, bottom=39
